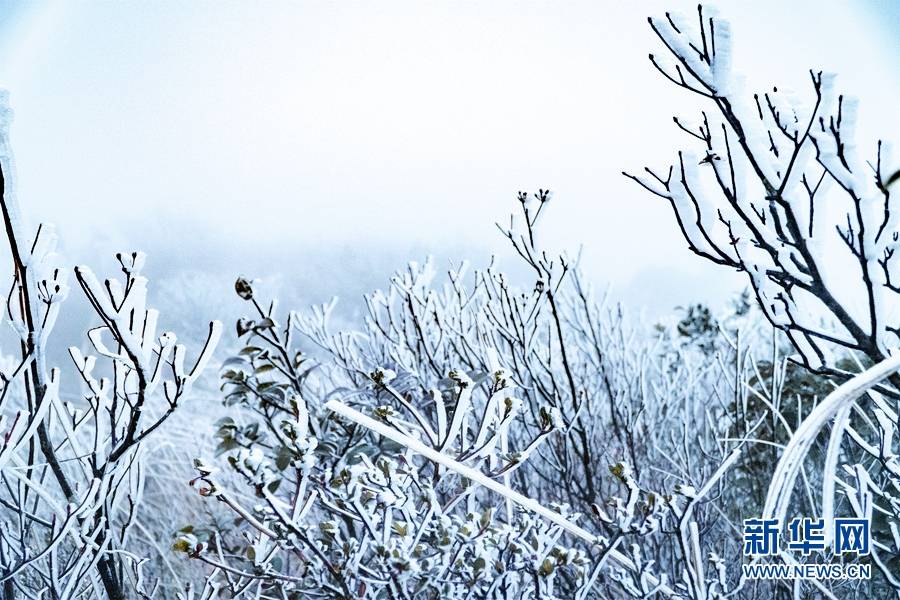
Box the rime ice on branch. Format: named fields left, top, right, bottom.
left=626, top=6, right=900, bottom=592
left=0, top=92, right=221, bottom=599
left=626, top=6, right=900, bottom=378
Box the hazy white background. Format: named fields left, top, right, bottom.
left=0, top=0, right=896, bottom=317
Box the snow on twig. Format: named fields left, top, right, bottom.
left=763, top=353, right=900, bottom=524
left=325, top=398, right=677, bottom=597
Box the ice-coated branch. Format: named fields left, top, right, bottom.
left=628, top=5, right=900, bottom=373
left=0, top=93, right=224, bottom=598
left=325, top=398, right=677, bottom=597
left=326, top=398, right=598, bottom=544
left=763, top=353, right=900, bottom=524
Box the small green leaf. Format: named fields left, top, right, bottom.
left=479, top=507, right=492, bottom=529
left=539, top=558, right=555, bottom=577
left=275, top=446, right=293, bottom=471
left=255, top=317, right=276, bottom=330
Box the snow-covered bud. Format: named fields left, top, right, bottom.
left=116, top=251, right=146, bottom=276
left=371, top=367, right=396, bottom=385
left=234, top=276, right=254, bottom=300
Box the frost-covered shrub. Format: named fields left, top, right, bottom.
left=181, top=281, right=592, bottom=598
left=171, top=6, right=900, bottom=597
left=182, top=192, right=772, bottom=599
left=628, top=5, right=900, bottom=594
left=0, top=97, right=221, bottom=599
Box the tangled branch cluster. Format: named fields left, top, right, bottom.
left=0, top=95, right=221, bottom=599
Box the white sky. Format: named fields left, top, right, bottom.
left=0, top=0, right=896, bottom=315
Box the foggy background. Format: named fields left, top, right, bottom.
left=0, top=0, right=897, bottom=333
